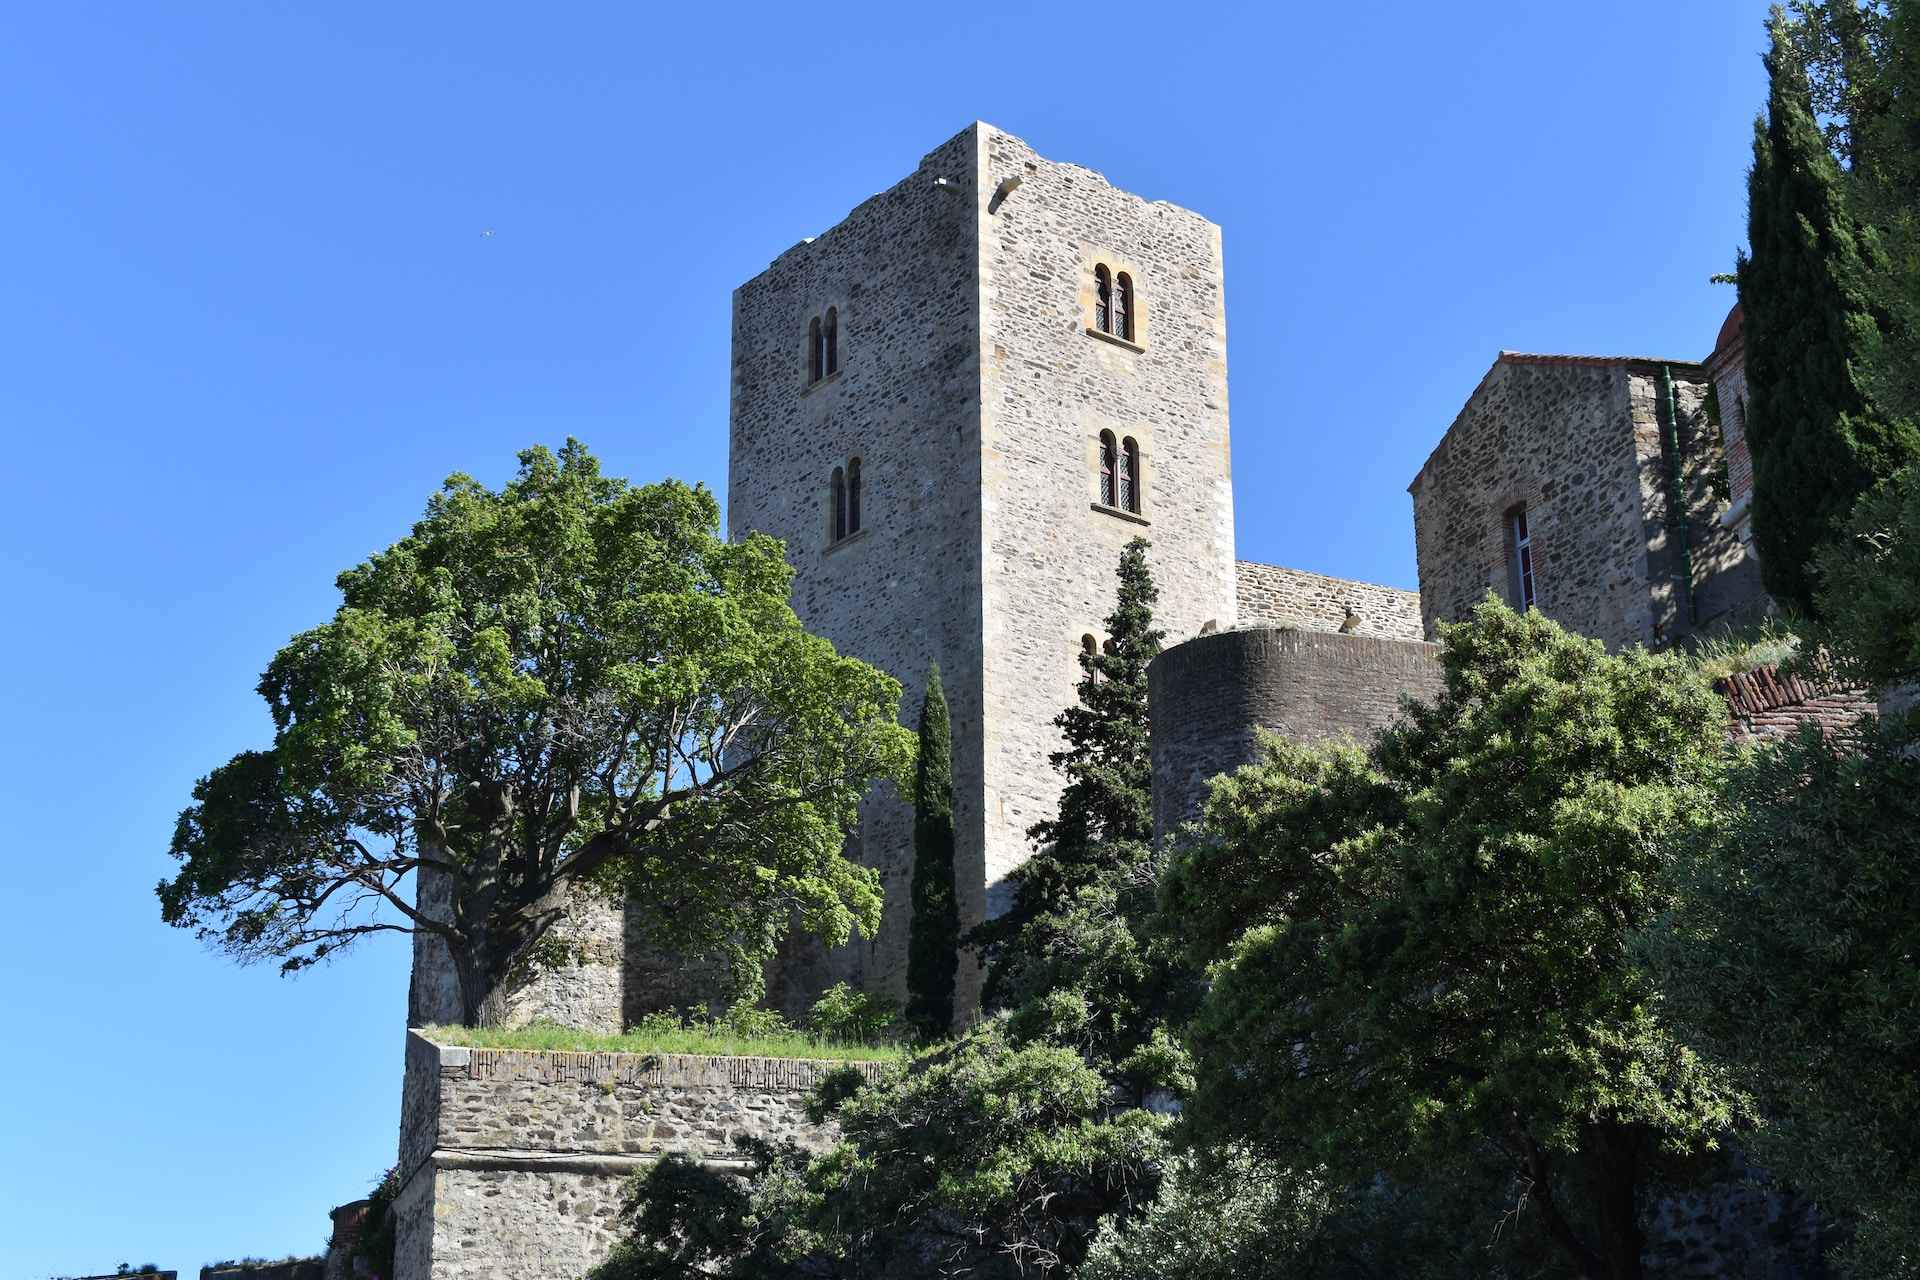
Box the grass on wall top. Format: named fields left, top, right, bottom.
left=420, top=1021, right=909, bottom=1063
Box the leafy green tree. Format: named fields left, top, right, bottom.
left=1649, top=717, right=1920, bottom=1276
left=1164, top=600, right=1748, bottom=1280
left=1807, top=465, right=1920, bottom=694
left=1740, top=15, right=1919, bottom=614
left=158, top=442, right=914, bottom=1025
left=905, top=662, right=958, bottom=1039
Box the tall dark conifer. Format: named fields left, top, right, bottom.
left=1741, top=17, right=1919, bottom=613
left=906, top=662, right=958, bottom=1038
left=972, top=537, right=1162, bottom=1011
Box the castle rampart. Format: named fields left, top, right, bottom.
left=1148, top=627, right=1443, bottom=839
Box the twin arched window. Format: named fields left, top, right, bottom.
left=831, top=456, right=863, bottom=543
left=809, top=307, right=840, bottom=384
left=1093, top=265, right=1135, bottom=342
left=1099, top=431, right=1141, bottom=514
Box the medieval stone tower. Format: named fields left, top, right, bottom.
left=728, top=122, right=1238, bottom=1014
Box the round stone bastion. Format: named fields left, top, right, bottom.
left=1148, top=626, right=1443, bottom=840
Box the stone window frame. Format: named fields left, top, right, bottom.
left=825, top=452, right=868, bottom=552
left=1081, top=249, right=1147, bottom=352
left=802, top=300, right=847, bottom=393
left=1090, top=424, right=1152, bottom=525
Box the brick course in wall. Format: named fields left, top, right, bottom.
left=394, top=1031, right=885, bottom=1280
left=1717, top=663, right=1875, bottom=746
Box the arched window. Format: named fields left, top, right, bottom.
left=809, top=317, right=824, bottom=384
left=1098, top=431, right=1117, bottom=507
left=825, top=307, right=839, bottom=376
left=1114, top=273, right=1134, bottom=341
left=1118, top=436, right=1140, bottom=513
left=1094, top=265, right=1112, bottom=333
left=846, top=457, right=862, bottom=535
left=831, top=466, right=847, bottom=543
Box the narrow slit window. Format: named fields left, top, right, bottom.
left=1118, top=437, right=1139, bottom=513
left=1508, top=505, right=1536, bottom=610
left=1094, top=265, right=1112, bottom=333
left=1115, top=273, right=1134, bottom=341
left=846, top=457, right=862, bottom=535
left=831, top=467, right=847, bottom=543
left=1099, top=431, right=1117, bottom=507
left=825, top=307, right=839, bottom=376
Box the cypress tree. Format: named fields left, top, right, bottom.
left=973, top=537, right=1163, bottom=1009
left=906, top=661, right=958, bottom=1038
left=1740, top=17, right=1919, bottom=614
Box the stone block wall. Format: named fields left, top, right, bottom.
left=1234, top=560, right=1422, bottom=639
left=394, top=1031, right=885, bottom=1280
left=1147, top=627, right=1443, bottom=838
left=1409, top=355, right=1766, bottom=651
left=408, top=875, right=729, bottom=1033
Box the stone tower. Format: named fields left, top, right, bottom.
left=728, top=123, right=1237, bottom=1016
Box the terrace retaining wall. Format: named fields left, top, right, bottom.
left=393, top=1031, right=886, bottom=1280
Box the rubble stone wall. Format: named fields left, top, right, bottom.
left=394, top=1031, right=886, bottom=1280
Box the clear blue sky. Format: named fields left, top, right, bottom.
left=0, top=2, right=1768, bottom=1271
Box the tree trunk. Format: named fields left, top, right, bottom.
left=1585, top=1123, right=1646, bottom=1280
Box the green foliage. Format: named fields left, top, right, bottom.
left=1648, top=714, right=1920, bottom=1274
left=157, top=441, right=914, bottom=1023
left=1679, top=613, right=1803, bottom=683
left=971, top=537, right=1190, bottom=1077
left=1165, top=598, right=1747, bottom=1278
left=1807, top=465, right=1920, bottom=693
left=1082, top=1148, right=1571, bottom=1280
left=906, top=662, right=959, bottom=1038
left=351, top=1166, right=399, bottom=1279
left=1740, top=14, right=1920, bottom=614
left=805, top=981, right=902, bottom=1046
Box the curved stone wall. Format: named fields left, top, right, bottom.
left=1148, top=627, right=1444, bottom=839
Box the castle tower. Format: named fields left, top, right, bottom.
left=728, top=123, right=1237, bottom=1016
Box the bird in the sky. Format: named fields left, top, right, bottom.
left=481, top=228, right=495, bottom=238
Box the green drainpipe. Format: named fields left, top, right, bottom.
left=1661, top=365, right=1696, bottom=629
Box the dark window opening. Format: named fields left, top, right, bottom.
left=1115, top=272, right=1134, bottom=341
left=1099, top=431, right=1117, bottom=506
left=831, top=467, right=847, bottom=543
left=1094, top=265, right=1112, bottom=333
left=825, top=307, right=839, bottom=377
left=846, top=457, right=862, bottom=535
left=1119, top=436, right=1140, bottom=513
left=1507, top=505, right=1536, bottom=610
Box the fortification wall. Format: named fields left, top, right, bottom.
left=394, top=1031, right=884, bottom=1280
left=1234, top=560, right=1422, bottom=640
left=1148, top=627, right=1443, bottom=838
